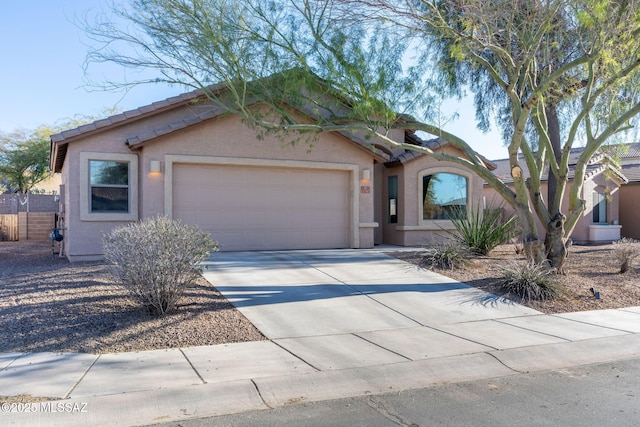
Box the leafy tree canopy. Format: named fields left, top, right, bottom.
left=82, top=0, right=640, bottom=270
left=0, top=127, right=52, bottom=194
left=1, top=110, right=119, bottom=193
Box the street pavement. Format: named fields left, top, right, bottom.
left=151, top=357, right=640, bottom=427
left=1, top=248, right=640, bottom=426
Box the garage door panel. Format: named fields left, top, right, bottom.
left=173, top=164, right=351, bottom=251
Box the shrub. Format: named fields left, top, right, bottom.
left=445, top=204, right=516, bottom=256
left=420, top=242, right=469, bottom=270
left=498, top=261, right=560, bottom=302
left=612, top=237, right=640, bottom=274
left=103, top=216, right=219, bottom=316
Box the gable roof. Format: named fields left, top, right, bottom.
left=488, top=147, right=630, bottom=186
left=621, top=163, right=640, bottom=182
left=386, top=136, right=497, bottom=170
left=601, top=142, right=640, bottom=163
left=50, top=87, right=211, bottom=172
left=49, top=84, right=399, bottom=172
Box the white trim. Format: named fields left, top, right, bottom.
left=164, top=155, right=361, bottom=248
left=359, top=222, right=379, bottom=228
left=396, top=223, right=455, bottom=231
left=79, top=152, right=139, bottom=222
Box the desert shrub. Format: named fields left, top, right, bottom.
left=498, top=261, right=560, bottom=302
left=420, top=242, right=469, bottom=270
left=612, top=237, right=640, bottom=274
left=103, top=216, right=219, bottom=316
left=445, top=204, right=516, bottom=256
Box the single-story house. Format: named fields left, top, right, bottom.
left=611, top=143, right=640, bottom=239
left=483, top=148, right=629, bottom=243
left=50, top=88, right=495, bottom=261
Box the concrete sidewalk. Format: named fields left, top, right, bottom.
left=2, top=249, right=640, bottom=426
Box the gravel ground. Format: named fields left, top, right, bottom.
left=0, top=241, right=265, bottom=354
left=390, top=243, right=640, bottom=314
left=2, top=240, right=638, bottom=356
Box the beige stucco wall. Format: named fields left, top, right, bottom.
left=60, top=108, right=378, bottom=260
left=483, top=173, right=622, bottom=243
left=619, top=183, right=640, bottom=239
left=381, top=147, right=486, bottom=247
left=33, top=173, right=62, bottom=194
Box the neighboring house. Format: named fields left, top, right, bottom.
left=33, top=173, right=62, bottom=194
left=484, top=148, right=629, bottom=244
left=49, top=88, right=494, bottom=261
left=611, top=143, right=640, bottom=239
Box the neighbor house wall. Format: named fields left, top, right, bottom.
left=483, top=174, right=622, bottom=243
left=619, top=183, right=640, bottom=239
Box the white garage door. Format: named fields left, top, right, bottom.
left=172, top=163, right=351, bottom=251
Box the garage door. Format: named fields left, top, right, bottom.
left=172, top=163, right=351, bottom=251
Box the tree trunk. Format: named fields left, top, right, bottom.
left=523, top=238, right=546, bottom=265
left=544, top=105, right=569, bottom=273
left=514, top=203, right=546, bottom=265
left=544, top=213, right=568, bottom=273
left=546, top=105, right=562, bottom=217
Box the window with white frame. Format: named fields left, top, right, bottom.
left=422, top=172, right=468, bottom=220
left=80, top=152, right=138, bottom=221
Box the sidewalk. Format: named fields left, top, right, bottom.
left=2, top=249, right=640, bottom=426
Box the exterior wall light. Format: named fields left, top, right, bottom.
left=150, top=160, right=161, bottom=174
left=361, top=168, right=371, bottom=181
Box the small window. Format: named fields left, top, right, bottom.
left=388, top=176, right=398, bottom=223
left=90, top=160, right=129, bottom=213
left=80, top=152, right=138, bottom=221
left=423, top=173, right=467, bottom=220
left=593, top=192, right=607, bottom=224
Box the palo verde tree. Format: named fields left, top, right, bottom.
left=83, top=0, right=640, bottom=272
left=389, top=0, right=640, bottom=270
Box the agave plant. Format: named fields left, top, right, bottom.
left=444, top=204, right=516, bottom=256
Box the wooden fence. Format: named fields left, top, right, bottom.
left=0, top=214, right=19, bottom=241
left=0, top=212, right=55, bottom=241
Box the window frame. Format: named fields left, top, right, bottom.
left=388, top=175, right=398, bottom=224
left=418, top=167, right=471, bottom=227
left=592, top=191, right=608, bottom=224
left=80, top=152, right=139, bottom=221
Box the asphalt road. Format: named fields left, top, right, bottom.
left=147, top=357, right=640, bottom=427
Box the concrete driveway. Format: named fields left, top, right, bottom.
left=4, top=248, right=639, bottom=427
left=202, top=249, right=540, bottom=340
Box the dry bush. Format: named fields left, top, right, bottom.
left=612, top=238, right=640, bottom=274
left=103, top=216, right=218, bottom=316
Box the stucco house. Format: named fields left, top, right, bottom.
left=610, top=143, right=640, bottom=239
left=483, top=149, right=629, bottom=244
left=50, top=88, right=494, bottom=261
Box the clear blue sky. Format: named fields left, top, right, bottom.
left=0, top=0, right=508, bottom=159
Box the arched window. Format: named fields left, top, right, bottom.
left=422, top=172, right=468, bottom=220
